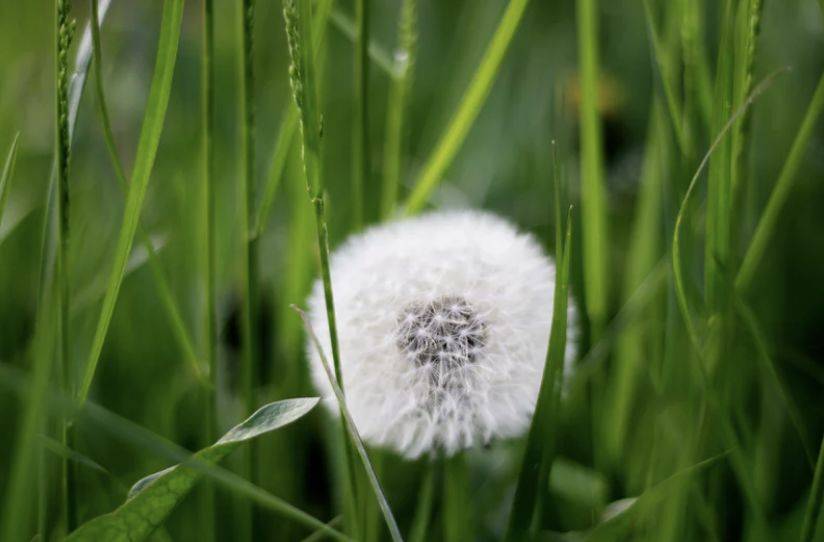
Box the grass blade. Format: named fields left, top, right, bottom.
left=801, top=435, right=824, bottom=542
left=381, top=0, right=416, bottom=219
left=402, top=0, right=530, bottom=214
left=736, top=71, right=824, bottom=291
left=351, top=0, right=370, bottom=229
left=78, top=0, right=185, bottom=403
left=0, top=132, right=20, bottom=226
left=329, top=8, right=398, bottom=79
left=65, top=398, right=319, bottom=541
left=505, top=206, right=573, bottom=540
left=576, top=0, right=609, bottom=337
left=297, top=307, right=404, bottom=542
left=89, top=0, right=204, bottom=382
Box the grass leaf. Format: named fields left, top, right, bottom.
left=0, top=132, right=20, bottom=227
left=78, top=0, right=185, bottom=403
left=66, top=398, right=320, bottom=542
left=402, top=0, right=530, bottom=214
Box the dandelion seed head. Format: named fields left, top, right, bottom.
left=306, top=210, right=576, bottom=458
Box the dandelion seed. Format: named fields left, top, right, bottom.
left=306, top=210, right=576, bottom=458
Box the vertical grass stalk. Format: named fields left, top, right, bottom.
left=55, top=0, right=76, bottom=531
left=352, top=0, right=369, bottom=229
left=381, top=0, right=416, bottom=219
left=282, top=0, right=360, bottom=535
left=801, top=434, right=824, bottom=542
left=576, top=0, right=609, bottom=338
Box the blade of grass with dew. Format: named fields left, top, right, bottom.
left=282, top=0, right=361, bottom=535
left=0, top=132, right=20, bottom=226
left=66, top=398, right=319, bottom=542
left=78, top=0, right=185, bottom=404
left=505, top=206, right=572, bottom=541
left=403, top=0, right=530, bottom=214
left=577, top=0, right=609, bottom=339
left=800, top=434, right=824, bottom=542
left=297, top=307, right=404, bottom=542
left=351, top=0, right=369, bottom=230
left=381, top=0, right=416, bottom=219
left=89, top=0, right=204, bottom=382
left=736, top=71, right=824, bottom=291
left=0, top=362, right=351, bottom=542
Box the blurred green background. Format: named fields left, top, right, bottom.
left=1, top=0, right=824, bottom=540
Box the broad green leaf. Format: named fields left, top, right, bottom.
left=78, top=0, right=185, bottom=403
left=66, top=398, right=319, bottom=542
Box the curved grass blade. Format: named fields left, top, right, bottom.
left=66, top=398, right=320, bottom=542
left=403, top=0, right=530, bottom=214
left=40, top=435, right=111, bottom=477
left=505, top=207, right=572, bottom=541
left=296, top=306, right=404, bottom=542
left=801, top=434, right=824, bottom=542
left=672, top=69, right=786, bottom=353
left=89, top=0, right=204, bottom=381
left=0, top=132, right=20, bottom=226
left=78, top=0, right=185, bottom=403
left=735, top=71, right=824, bottom=291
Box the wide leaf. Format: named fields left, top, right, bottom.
left=66, top=397, right=319, bottom=542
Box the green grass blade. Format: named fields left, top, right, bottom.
left=381, top=0, right=416, bottom=219
left=78, top=0, right=185, bottom=403
left=402, top=0, right=530, bottom=214
left=734, top=297, right=815, bottom=467
left=800, top=435, right=824, bottom=542
left=329, top=8, right=398, bottom=79
left=576, top=0, right=609, bottom=337
left=89, top=0, right=204, bottom=382
left=672, top=69, right=786, bottom=353
left=40, top=435, right=111, bottom=477
left=65, top=398, right=319, bottom=542
left=407, top=466, right=434, bottom=542
left=298, top=306, right=404, bottom=542
left=736, top=71, right=824, bottom=291
left=351, top=0, right=370, bottom=230
left=505, top=207, right=572, bottom=541
left=0, top=132, right=20, bottom=226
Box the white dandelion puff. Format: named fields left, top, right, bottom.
left=306, top=210, right=576, bottom=458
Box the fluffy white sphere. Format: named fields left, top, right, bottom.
left=306, top=210, right=575, bottom=458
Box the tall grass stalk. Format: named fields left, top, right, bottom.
left=380, top=0, right=416, bottom=219
left=403, top=0, right=530, bottom=214
left=282, top=0, right=360, bottom=535
left=201, top=0, right=218, bottom=538
left=736, top=71, right=824, bottom=291
left=55, top=0, right=76, bottom=530
left=576, top=0, right=609, bottom=339
left=352, top=0, right=369, bottom=229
